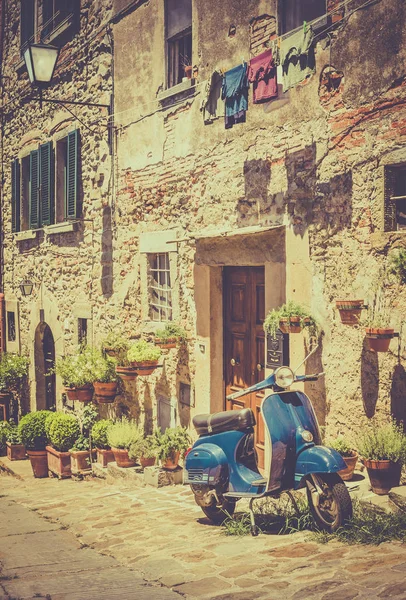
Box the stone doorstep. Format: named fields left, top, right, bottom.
left=93, top=460, right=184, bottom=489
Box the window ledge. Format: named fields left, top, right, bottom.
left=15, top=57, right=26, bottom=75
left=157, top=79, right=195, bottom=103
left=45, top=221, right=77, bottom=235
left=14, top=230, right=38, bottom=241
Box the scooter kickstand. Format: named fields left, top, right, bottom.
left=249, top=498, right=259, bottom=537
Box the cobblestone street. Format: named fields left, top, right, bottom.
left=2, top=463, right=406, bottom=599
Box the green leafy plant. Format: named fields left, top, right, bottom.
left=155, top=322, right=187, bottom=343
left=91, top=419, right=113, bottom=449
left=75, top=403, right=98, bottom=437
left=389, top=248, right=406, bottom=284
left=106, top=418, right=142, bottom=450
left=101, top=330, right=130, bottom=354
left=55, top=348, right=94, bottom=388
left=6, top=423, right=22, bottom=445
left=47, top=413, right=80, bottom=452
left=18, top=410, right=52, bottom=450
left=360, top=288, right=391, bottom=329
left=87, top=348, right=117, bottom=383
left=154, top=426, right=191, bottom=462
left=357, top=419, right=406, bottom=463
left=127, top=340, right=161, bottom=363
left=326, top=436, right=355, bottom=458
left=0, top=353, right=29, bottom=391
left=70, top=434, right=90, bottom=452
left=263, top=300, right=318, bottom=338
left=0, top=421, right=13, bottom=452
left=128, top=434, right=157, bottom=460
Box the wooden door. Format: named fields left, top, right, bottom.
left=224, top=267, right=265, bottom=469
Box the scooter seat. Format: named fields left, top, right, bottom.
left=193, top=408, right=256, bottom=436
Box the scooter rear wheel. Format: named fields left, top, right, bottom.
left=201, top=498, right=236, bottom=525
left=306, top=472, right=352, bottom=533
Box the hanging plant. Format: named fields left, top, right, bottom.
left=389, top=248, right=406, bottom=285
left=263, top=301, right=318, bottom=337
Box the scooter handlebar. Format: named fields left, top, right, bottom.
left=296, top=372, right=325, bottom=382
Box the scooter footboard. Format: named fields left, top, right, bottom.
left=294, top=446, right=346, bottom=488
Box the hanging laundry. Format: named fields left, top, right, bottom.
left=200, top=70, right=224, bottom=124
left=222, top=63, right=249, bottom=129
left=280, top=25, right=315, bottom=92
left=248, top=49, right=277, bottom=104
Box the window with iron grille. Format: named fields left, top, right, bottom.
left=166, top=0, right=192, bottom=88
left=384, top=165, right=406, bottom=231
left=78, top=318, right=87, bottom=345
left=281, top=0, right=326, bottom=34
left=7, top=312, right=16, bottom=343
left=148, top=253, right=173, bottom=321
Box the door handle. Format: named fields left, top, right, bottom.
left=257, top=363, right=264, bottom=371
left=230, top=358, right=240, bottom=367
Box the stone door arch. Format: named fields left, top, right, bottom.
left=34, top=323, right=56, bottom=411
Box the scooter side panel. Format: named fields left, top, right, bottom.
left=294, top=446, right=347, bottom=488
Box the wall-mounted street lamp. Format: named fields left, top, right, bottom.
left=19, top=280, right=34, bottom=297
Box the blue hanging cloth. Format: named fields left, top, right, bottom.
left=221, top=63, right=249, bottom=129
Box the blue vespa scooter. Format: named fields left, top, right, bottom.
left=185, top=350, right=352, bottom=535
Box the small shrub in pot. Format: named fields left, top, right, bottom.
left=127, top=340, right=161, bottom=374
left=107, top=418, right=142, bottom=467
left=92, top=419, right=114, bottom=467
left=154, top=426, right=191, bottom=470
left=129, top=435, right=157, bottom=468
left=18, top=411, right=52, bottom=477
left=327, top=436, right=358, bottom=481
left=47, top=413, right=80, bottom=453
left=6, top=424, right=26, bottom=461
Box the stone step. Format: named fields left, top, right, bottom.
left=92, top=460, right=184, bottom=488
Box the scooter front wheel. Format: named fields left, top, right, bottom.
left=201, top=498, right=236, bottom=525
left=306, top=473, right=352, bottom=533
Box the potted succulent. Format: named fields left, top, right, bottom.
left=91, top=419, right=115, bottom=467
left=101, top=330, right=130, bottom=361
left=263, top=301, right=318, bottom=337
left=89, top=348, right=118, bottom=403
left=155, top=426, right=191, bottom=470
left=0, top=353, right=29, bottom=405
left=18, top=410, right=52, bottom=477
left=6, top=422, right=26, bottom=461
left=106, top=418, right=142, bottom=468
left=127, top=340, right=161, bottom=375
left=358, top=420, right=406, bottom=495
left=335, top=299, right=365, bottom=326
left=155, top=323, right=187, bottom=349
left=55, top=347, right=94, bottom=402
left=0, top=421, right=13, bottom=457
left=128, top=434, right=157, bottom=468
left=327, top=436, right=358, bottom=481
left=46, top=412, right=80, bottom=478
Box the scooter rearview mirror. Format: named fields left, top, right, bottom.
left=293, top=343, right=319, bottom=376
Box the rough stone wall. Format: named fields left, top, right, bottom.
left=112, top=0, right=406, bottom=438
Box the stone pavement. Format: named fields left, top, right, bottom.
left=1, top=460, right=406, bottom=600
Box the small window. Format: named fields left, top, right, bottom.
left=166, top=0, right=192, bottom=88
left=20, top=0, right=36, bottom=56
left=41, top=0, right=77, bottom=42
left=281, top=0, right=326, bottom=34
left=7, top=312, right=16, bottom=342
left=384, top=166, right=406, bottom=231
left=148, top=253, right=173, bottom=321
left=78, top=318, right=87, bottom=345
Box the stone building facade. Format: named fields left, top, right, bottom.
left=1, top=0, right=406, bottom=448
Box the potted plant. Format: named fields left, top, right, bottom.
left=155, top=323, right=187, bottom=349
left=0, top=353, right=29, bottom=405
left=91, top=419, right=115, bottom=467
left=89, top=348, right=118, bottom=403
left=155, top=426, right=191, bottom=470
left=128, top=434, right=157, bottom=468
left=106, top=418, right=142, bottom=468
left=335, top=299, right=365, bottom=326
left=263, top=300, right=318, bottom=337
left=362, top=292, right=395, bottom=352
left=327, top=436, right=358, bottom=481
left=18, top=410, right=52, bottom=477
left=6, top=422, right=26, bottom=461
left=389, top=248, right=406, bottom=285
left=101, top=330, right=130, bottom=361
left=181, top=54, right=192, bottom=79
left=46, top=412, right=80, bottom=478
left=127, top=340, right=161, bottom=375
left=0, top=421, right=13, bottom=457
left=55, top=348, right=94, bottom=402
left=358, top=420, right=406, bottom=495
left=69, top=434, right=95, bottom=474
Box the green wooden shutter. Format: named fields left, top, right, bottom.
left=11, top=159, right=21, bottom=233
left=384, top=166, right=397, bottom=232
left=66, top=130, right=79, bottom=219
left=29, top=149, right=39, bottom=229
left=39, top=142, right=54, bottom=226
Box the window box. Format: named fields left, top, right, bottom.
left=44, top=221, right=78, bottom=235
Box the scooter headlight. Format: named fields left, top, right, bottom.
left=275, top=367, right=294, bottom=389
left=301, top=430, right=314, bottom=442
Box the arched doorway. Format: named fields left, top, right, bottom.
left=34, top=323, right=56, bottom=411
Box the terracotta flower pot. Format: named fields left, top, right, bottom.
left=338, top=450, right=358, bottom=481
left=26, top=449, right=49, bottom=478
left=65, top=385, right=94, bottom=402
left=6, top=442, right=26, bottom=461
left=115, top=366, right=138, bottom=381
left=130, top=360, right=159, bottom=375
left=162, top=451, right=180, bottom=470
left=93, top=381, right=118, bottom=403
left=363, top=458, right=401, bottom=495
left=155, top=338, right=177, bottom=350
left=336, top=300, right=364, bottom=326
left=111, top=447, right=137, bottom=468
left=365, top=328, right=395, bottom=353
left=65, top=387, right=78, bottom=401
left=184, top=65, right=192, bottom=79
left=96, top=448, right=115, bottom=468
left=46, top=445, right=71, bottom=478
left=279, top=317, right=310, bottom=334
left=139, top=456, right=156, bottom=468
left=70, top=449, right=95, bottom=473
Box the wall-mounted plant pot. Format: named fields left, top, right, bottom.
left=65, top=385, right=93, bottom=402
left=96, top=448, right=115, bottom=468
left=130, top=360, right=159, bottom=375
left=337, top=450, right=358, bottom=481
left=26, top=449, right=49, bottom=478
left=111, top=447, right=137, bottom=468
left=365, top=328, right=395, bottom=352
left=115, top=366, right=138, bottom=381
left=46, top=445, right=71, bottom=478
left=155, top=338, right=177, bottom=350
left=363, top=458, right=401, bottom=495
left=162, top=451, right=180, bottom=470
left=279, top=317, right=310, bottom=334
left=93, top=381, right=118, bottom=403
left=336, top=300, right=364, bottom=325
left=6, top=442, right=26, bottom=461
